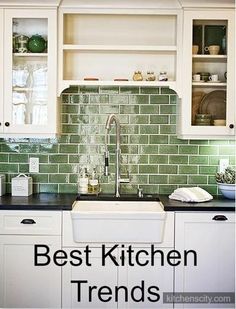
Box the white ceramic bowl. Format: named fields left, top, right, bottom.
left=217, top=183, right=235, bottom=199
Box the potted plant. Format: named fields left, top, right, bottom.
left=215, top=166, right=235, bottom=199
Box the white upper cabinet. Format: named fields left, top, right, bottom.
left=58, top=2, right=182, bottom=95
left=177, top=9, right=235, bottom=139
left=0, top=7, right=58, bottom=138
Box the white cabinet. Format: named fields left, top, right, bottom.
left=0, top=210, right=62, bottom=308
left=178, top=9, right=235, bottom=139
left=62, top=211, right=175, bottom=309
left=58, top=3, right=182, bottom=94
left=0, top=8, right=58, bottom=138
left=0, top=9, right=3, bottom=130
left=175, top=212, right=235, bottom=308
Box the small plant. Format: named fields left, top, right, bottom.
left=215, top=166, right=235, bottom=184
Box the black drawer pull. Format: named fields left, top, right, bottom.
left=20, top=219, right=36, bottom=224
left=212, top=215, right=228, bottom=221
left=5, top=122, right=10, bottom=127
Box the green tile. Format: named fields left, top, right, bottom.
left=189, top=156, right=209, bottom=165
left=139, top=145, right=159, bottom=154
left=161, top=87, right=176, bottom=94
left=150, top=95, right=169, bottom=104
left=188, top=175, right=207, bottom=184
left=140, top=87, right=159, bottom=94
left=109, top=95, right=129, bottom=104
left=0, top=144, right=19, bottom=153
left=160, top=125, right=176, bottom=134
left=159, top=185, right=177, bottom=194
left=170, top=95, right=177, bottom=104
left=149, top=135, right=168, bottom=144
left=169, top=175, right=188, bottom=184
left=49, top=174, right=69, bottom=183
left=100, top=86, right=119, bottom=94
left=19, top=144, right=40, bottom=153
left=61, top=114, right=69, bottom=123
left=61, top=104, right=79, bottom=113
left=59, top=145, right=78, bottom=154
left=170, top=115, right=176, bottom=124
left=209, top=140, right=230, bottom=145
left=9, top=154, right=28, bottom=163
left=80, top=105, right=99, bottom=114
left=120, top=105, right=139, bottom=114
left=129, top=135, right=149, bottom=144
left=179, top=166, right=198, bottom=174
left=160, top=105, right=176, bottom=114
left=208, top=176, right=217, bottom=184
left=39, top=164, right=58, bottom=173
left=150, top=115, right=168, bottom=124
left=79, top=86, right=99, bottom=93
left=59, top=164, right=77, bottom=173
left=159, top=145, right=178, bottom=154
left=149, top=155, right=168, bottom=164
left=199, top=166, right=218, bottom=174
left=19, top=164, right=29, bottom=173
left=128, top=155, right=148, bottom=164
left=139, top=165, right=158, bottom=174
left=129, top=95, right=149, bottom=104
left=199, top=146, right=219, bottom=155
left=169, top=155, right=188, bottom=164
left=179, top=145, right=199, bottom=154
left=62, top=125, right=80, bottom=134
left=100, top=105, right=119, bottom=114
left=131, top=175, right=149, bottom=184
left=69, top=94, right=89, bottom=104
left=70, top=135, right=87, bottom=143
left=61, top=94, right=69, bottom=103
left=159, top=165, right=177, bottom=174
left=201, top=185, right=217, bottom=195
left=39, top=184, right=58, bottom=193
left=141, top=185, right=159, bottom=194
left=190, top=140, right=209, bottom=145
left=120, top=145, right=138, bottom=154
left=140, top=105, right=159, bottom=114
left=90, top=94, right=109, bottom=104
left=49, top=155, right=68, bottom=163
left=69, top=174, right=78, bottom=183
left=69, top=115, right=89, bottom=124
left=120, top=87, right=139, bottom=94
left=169, top=136, right=188, bottom=144
left=58, top=184, right=77, bottom=193
left=130, top=115, right=149, bottom=124
left=40, top=144, right=58, bottom=154
left=31, top=174, right=48, bottom=182
left=219, top=146, right=235, bottom=155
left=0, top=163, right=18, bottom=173
left=0, top=154, right=9, bottom=162
left=140, top=125, right=159, bottom=134
left=149, top=175, right=168, bottom=184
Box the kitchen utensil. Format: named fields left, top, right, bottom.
left=199, top=90, right=226, bottom=120
left=204, top=45, right=220, bottom=55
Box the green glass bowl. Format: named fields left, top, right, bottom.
left=27, top=34, right=46, bottom=53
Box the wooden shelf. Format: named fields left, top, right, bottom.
left=13, top=53, right=48, bottom=57
left=63, top=44, right=177, bottom=52
left=192, top=82, right=227, bottom=87
left=192, top=55, right=227, bottom=63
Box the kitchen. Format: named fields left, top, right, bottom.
left=0, top=0, right=235, bottom=308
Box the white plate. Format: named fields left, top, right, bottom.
left=207, top=80, right=221, bottom=83
left=192, top=80, right=205, bottom=83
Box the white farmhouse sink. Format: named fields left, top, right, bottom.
left=71, top=200, right=166, bottom=243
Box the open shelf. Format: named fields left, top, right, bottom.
left=192, top=81, right=226, bottom=87
left=192, top=54, right=227, bottom=63
left=13, top=53, right=48, bottom=57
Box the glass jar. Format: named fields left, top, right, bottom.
left=159, top=71, right=168, bottom=81
left=146, top=71, right=156, bottom=81
left=133, top=71, right=143, bottom=81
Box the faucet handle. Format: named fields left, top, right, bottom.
left=137, top=187, right=144, bottom=198
left=119, top=170, right=130, bottom=184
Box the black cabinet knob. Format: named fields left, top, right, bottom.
left=5, top=122, right=10, bottom=127
left=229, top=124, right=234, bottom=129
left=212, top=215, right=228, bottom=221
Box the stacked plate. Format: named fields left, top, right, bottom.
left=195, top=114, right=212, bottom=126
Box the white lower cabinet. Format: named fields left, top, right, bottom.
left=62, top=211, right=175, bottom=309
left=0, top=211, right=62, bottom=308
left=175, top=212, right=235, bottom=308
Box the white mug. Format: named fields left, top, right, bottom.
left=204, top=45, right=220, bottom=55
left=209, top=74, right=219, bottom=82
left=193, top=74, right=201, bottom=82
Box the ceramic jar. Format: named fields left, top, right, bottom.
left=133, top=71, right=143, bottom=81
left=27, top=34, right=46, bottom=53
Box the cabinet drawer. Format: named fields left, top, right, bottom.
left=0, top=211, right=61, bottom=235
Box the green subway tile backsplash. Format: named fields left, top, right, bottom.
left=0, top=86, right=235, bottom=195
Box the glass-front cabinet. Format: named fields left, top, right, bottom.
left=2, top=9, right=57, bottom=137
left=178, top=10, right=235, bottom=139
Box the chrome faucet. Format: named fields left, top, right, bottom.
left=104, top=114, right=130, bottom=197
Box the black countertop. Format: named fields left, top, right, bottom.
left=0, top=193, right=234, bottom=211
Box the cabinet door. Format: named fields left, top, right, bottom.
left=3, top=9, right=57, bottom=137
left=0, top=235, right=61, bottom=308
left=178, top=10, right=235, bottom=139
left=175, top=212, right=235, bottom=308
left=62, top=247, right=118, bottom=308
left=0, top=9, right=3, bottom=134
left=118, top=247, right=174, bottom=309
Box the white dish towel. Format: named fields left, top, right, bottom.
left=169, top=187, right=213, bottom=202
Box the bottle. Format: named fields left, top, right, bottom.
left=146, top=71, right=156, bottom=81
left=78, top=167, right=89, bottom=194
left=159, top=71, right=168, bottom=81
left=133, top=71, right=143, bottom=81
left=88, top=168, right=100, bottom=194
